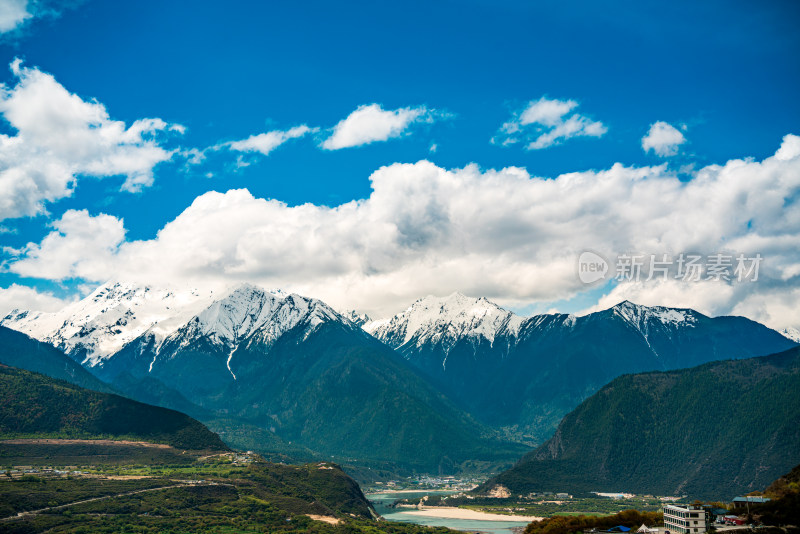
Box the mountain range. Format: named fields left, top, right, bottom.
left=364, top=293, right=797, bottom=441
left=2, top=283, right=526, bottom=474
left=478, top=346, right=800, bottom=499
left=2, top=281, right=797, bottom=475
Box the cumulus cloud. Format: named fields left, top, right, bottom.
left=224, top=125, right=316, bottom=155
left=321, top=104, right=437, bottom=150
left=6, top=135, right=800, bottom=331
left=0, top=60, right=178, bottom=221
left=642, top=121, right=686, bottom=156
left=0, top=0, right=31, bottom=33
left=7, top=209, right=125, bottom=280
left=493, top=96, right=607, bottom=149
left=0, top=283, right=75, bottom=315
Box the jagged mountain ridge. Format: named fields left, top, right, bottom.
left=364, top=292, right=524, bottom=354
left=366, top=295, right=707, bottom=355
left=3, top=283, right=795, bottom=466
left=364, top=296, right=798, bottom=442
left=0, top=282, right=340, bottom=372
left=95, top=285, right=354, bottom=401
left=2, top=282, right=524, bottom=472
left=1, top=282, right=220, bottom=366
left=146, top=284, right=342, bottom=381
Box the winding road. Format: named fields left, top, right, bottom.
left=1, top=480, right=233, bottom=522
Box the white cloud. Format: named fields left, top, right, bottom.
left=0, top=283, right=75, bottom=315
left=0, top=0, right=85, bottom=37
left=642, top=121, right=687, bottom=157
left=7, top=209, right=125, bottom=280
left=6, top=135, right=800, bottom=331
left=225, top=125, right=315, bottom=155
left=0, top=0, right=30, bottom=33
left=519, top=98, right=577, bottom=127
left=493, top=97, right=607, bottom=149
left=0, top=60, right=178, bottom=221
left=775, top=133, right=800, bottom=160
left=321, top=104, right=436, bottom=150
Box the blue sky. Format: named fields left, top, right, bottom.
left=0, top=0, right=799, bottom=326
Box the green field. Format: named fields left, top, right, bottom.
left=0, top=441, right=457, bottom=534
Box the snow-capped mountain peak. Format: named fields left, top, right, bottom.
left=364, top=292, right=524, bottom=349
left=609, top=300, right=699, bottom=327
left=158, top=284, right=344, bottom=352
left=1, top=281, right=219, bottom=366
left=148, top=284, right=344, bottom=379
left=164, top=284, right=277, bottom=351
left=0, top=281, right=345, bottom=369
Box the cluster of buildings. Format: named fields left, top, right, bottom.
left=3, top=466, right=86, bottom=479
left=662, top=497, right=772, bottom=533
left=371, top=475, right=482, bottom=491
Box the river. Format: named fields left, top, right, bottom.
left=367, top=491, right=533, bottom=534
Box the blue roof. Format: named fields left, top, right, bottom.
left=608, top=527, right=632, bottom=532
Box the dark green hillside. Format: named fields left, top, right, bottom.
left=0, top=326, right=110, bottom=393
left=107, top=319, right=526, bottom=473
left=479, top=347, right=800, bottom=499
left=0, top=456, right=458, bottom=534
left=0, top=440, right=199, bottom=466
left=226, top=322, right=527, bottom=472
left=0, top=364, right=228, bottom=451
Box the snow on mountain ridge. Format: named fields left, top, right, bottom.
left=781, top=327, right=800, bottom=343
left=364, top=292, right=524, bottom=349
left=154, top=285, right=343, bottom=353
left=1, top=282, right=220, bottom=366
left=604, top=300, right=702, bottom=358
left=153, top=284, right=345, bottom=379
left=182, top=284, right=282, bottom=348
left=363, top=296, right=719, bottom=358
left=344, top=310, right=372, bottom=327
left=0, top=281, right=321, bottom=367
left=609, top=300, right=699, bottom=329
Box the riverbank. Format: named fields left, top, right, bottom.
left=402, top=506, right=543, bottom=522
left=366, top=489, right=459, bottom=495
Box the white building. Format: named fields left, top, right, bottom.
left=663, top=504, right=708, bottom=534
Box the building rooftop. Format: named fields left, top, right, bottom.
left=732, top=496, right=771, bottom=503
